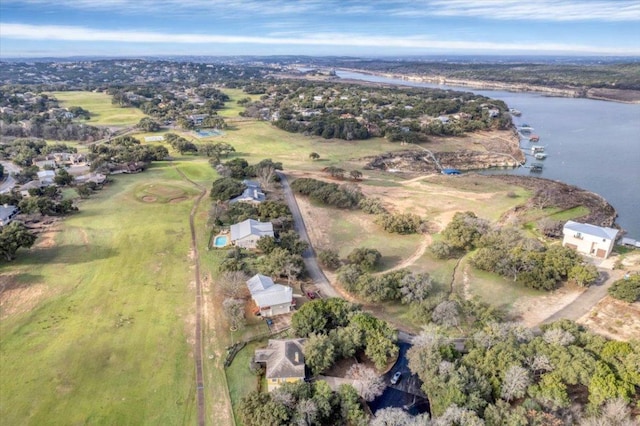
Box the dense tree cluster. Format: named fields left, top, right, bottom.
left=407, top=320, right=640, bottom=422
left=0, top=89, right=108, bottom=141
left=292, top=299, right=398, bottom=371
left=241, top=79, right=511, bottom=142
left=608, top=273, right=640, bottom=302
left=239, top=381, right=368, bottom=426
left=210, top=177, right=245, bottom=202
left=88, top=135, right=168, bottom=170
left=291, top=177, right=363, bottom=209
left=0, top=138, right=77, bottom=166
left=432, top=211, right=597, bottom=290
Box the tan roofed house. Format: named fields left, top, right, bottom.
left=254, top=339, right=306, bottom=391
left=562, top=220, right=619, bottom=259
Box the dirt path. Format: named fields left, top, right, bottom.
left=374, top=234, right=432, bottom=275
left=176, top=167, right=233, bottom=426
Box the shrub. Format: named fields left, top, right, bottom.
left=318, top=249, right=341, bottom=270
left=358, top=197, right=387, bottom=215
left=376, top=213, right=422, bottom=234
left=430, top=240, right=455, bottom=259
left=608, top=274, right=640, bottom=302
left=346, top=247, right=382, bottom=272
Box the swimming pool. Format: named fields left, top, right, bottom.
left=214, top=235, right=229, bottom=248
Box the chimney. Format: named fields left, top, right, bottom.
left=294, top=352, right=299, bottom=363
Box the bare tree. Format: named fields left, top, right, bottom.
left=432, top=300, right=460, bottom=328
left=271, top=387, right=296, bottom=409
left=580, top=398, right=635, bottom=426
left=294, top=398, right=318, bottom=426
left=371, top=407, right=431, bottom=426
left=528, top=354, right=554, bottom=377
left=543, top=328, right=575, bottom=346
left=501, top=365, right=530, bottom=402
left=257, top=165, right=276, bottom=191
left=346, top=364, right=385, bottom=402
left=222, top=298, right=245, bottom=330
left=219, top=271, right=250, bottom=298
left=283, top=260, right=302, bottom=286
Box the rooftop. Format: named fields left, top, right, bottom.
left=254, top=339, right=306, bottom=379
left=564, top=220, right=619, bottom=240
left=230, top=219, right=273, bottom=241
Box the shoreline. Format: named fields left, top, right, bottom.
left=336, top=68, right=640, bottom=104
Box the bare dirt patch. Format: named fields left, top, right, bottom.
left=142, top=196, right=157, bottom=202
left=0, top=274, right=48, bottom=319
left=169, top=197, right=188, bottom=203
left=33, top=230, right=57, bottom=249
left=513, top=284, right=584, bottom=327
left=577, top=297, right=640, bottom=341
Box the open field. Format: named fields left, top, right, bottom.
left=50, top=91, right=147, bottom=126
left=0, top=158, right=226, bottom=425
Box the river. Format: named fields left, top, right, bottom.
left=335, top=70, right=640, bottom=238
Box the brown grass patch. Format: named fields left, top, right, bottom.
left=577, top=296, right=640, bottom=341
left=169, top=197, right=188, bottom=203
left=0, top=274, right=49, bottom=319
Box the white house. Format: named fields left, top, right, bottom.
left=0, top=204, right=18, bottom=227
left=230, top=180, right=266, bottom=204
left=36, top=170, right=56, bottom=185
left=230, top=219, right=274, bottom=249
left=562, top=221, right=619, bottom=259
left=246, top=274, right=293, bottom=317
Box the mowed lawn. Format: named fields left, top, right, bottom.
left=50, top=91, right=147, bottom=126
left=0, top=162, right=210, bottom=425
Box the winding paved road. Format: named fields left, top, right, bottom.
left=540, top=269, right=625, bottom=324
left=277, top=171, right=339, bottom=298
left=0, top=161, right=21, bottom=194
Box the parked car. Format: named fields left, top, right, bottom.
left=390, top=371, right=402, bottom=385
left=306, top=291, right=317, bottom=299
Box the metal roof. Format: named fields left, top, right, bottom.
left=563, top=220, right=619, bottom=240
left=230, top=219, right=273, bottom=241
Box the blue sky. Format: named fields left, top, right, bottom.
left=1, top=0, right=639, bottom=58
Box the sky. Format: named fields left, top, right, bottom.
left=1, top=0, right=639, bottom=58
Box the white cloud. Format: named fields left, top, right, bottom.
left=392, top=0, right=640, bottom=22
left=5, top=0, right=640, bottom=21
left=2, top=23, right=639, bottom=55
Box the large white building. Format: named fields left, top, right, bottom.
left=562, top=221, right=619, bottom=259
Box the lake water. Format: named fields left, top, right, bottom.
left=336, top=70, right=640, bottom=238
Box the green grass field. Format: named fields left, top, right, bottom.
left=50, top=91, right=147, bottom=126
left=1, top=87, right=593, bottom=425
left=0, top=159, right=223, bottom=425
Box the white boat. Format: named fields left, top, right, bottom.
left=534, top=153, right=547, bottom=160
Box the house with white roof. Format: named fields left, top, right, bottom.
left=0, top=204, right=19, bottom=227
left=246, top=274, right=293, bottom=317
left=230, top=219, right=274, bottom=249
left=230, top=180, right=266, bottom=204
left=254, top=339, right=306, bottom=392
left=562, top=220, right=619, bottom=259
left=36, top=170, right=56, bottom=185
